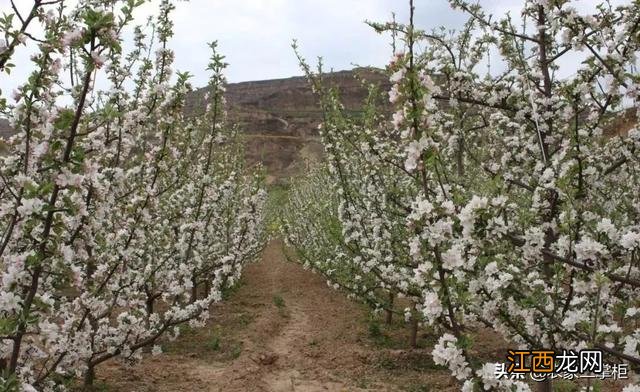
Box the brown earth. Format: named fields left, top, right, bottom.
left=97, top=240, right=456, bottom=392
left=95, top=240, right=635, bottom=392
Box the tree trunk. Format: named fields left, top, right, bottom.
left=146, top=295, right=154, bottom=315
left=409, top=316, right=418, bottom=349
left=385, top=292, right=394, bottom=325
left=190, top=275, right=198, bottom=303
left=456, top=130, right=464, bottom=177
left=84, top=365, right=95, bottom=388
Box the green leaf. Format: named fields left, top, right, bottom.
left=0, top=317, right=17, bottom=335
left=54, top=109, right=75, bottom=131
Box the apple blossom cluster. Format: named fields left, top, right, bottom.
left=282, top=164, right=391, bottom=310
left=286, top=0, right=639, bottom=390
left=0, top=1, right=265, bottom=390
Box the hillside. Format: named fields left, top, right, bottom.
left=186, top=68, right=390, bottom=184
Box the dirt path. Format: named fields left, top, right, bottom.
left=99, top=240, right=455, bottom=391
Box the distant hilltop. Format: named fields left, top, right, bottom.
left=186, top=68, right=390, bottom=184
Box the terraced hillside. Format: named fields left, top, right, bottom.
left=186, top=68, right=390, bottom=184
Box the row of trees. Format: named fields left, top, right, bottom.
left=283, top=0, right=640, bottom=390
left=0, top=0, right=266, bottom=390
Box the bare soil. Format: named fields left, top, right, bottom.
left=97, top=240, right=456, bottom=391
left=95, top=240, right=634, bottom=391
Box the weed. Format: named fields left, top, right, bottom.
left=222, top=279, right=245, bottom=300
left=229, top=342, right=243, bottom=359
left=237, top=312, right=253, bottom=326
left=179, top=324, right=195, bottom=336
left=378, top=356, right=399, bottom=370
left=403, top=384, right=430, bottom=392
left=367, top=319, right=382, bottom=338
left=207, top=335, right=221, bottom=351
left=367, top=317, right=393, bottom=347
left=273, top=294, right=285, bottom=308
left=94, top=381, right=111, bottom=392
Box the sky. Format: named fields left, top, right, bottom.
left=163, top=0, right=476, bottom=84
left=0, top=0, right=520, bottom=95
left=0, top=0, right=622, bottom=95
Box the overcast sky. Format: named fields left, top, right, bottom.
left=0, top=0, right=520, bottom=94
left=0, top=0, right=621, bottom=95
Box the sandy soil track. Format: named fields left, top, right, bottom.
left=98, top=240, right=455, bottom=391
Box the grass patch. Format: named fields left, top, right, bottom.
left=206, top=334, right=221, bottom=351
left=203, top=325, right=243, bottom=360
left=236, top=312, right=253, bottom=327
left=365, top=312, right=440, bottom=350
left=272, top=294, right=288, bottom=318
left=229, top=341, right=243, bottom=360
left=273, top=294, right=286, bottom=308
left=368, top=319, right=383, bottom=337
left=221, top=279, right=245, bottom=300
left=367, top=317, right=392, bottom=348
left=178, top=323, right=195, bottom=336
left=93, top=381, right=112, bottom=392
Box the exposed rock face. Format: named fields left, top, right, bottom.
left=186, top=68, right=390, bottom=184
